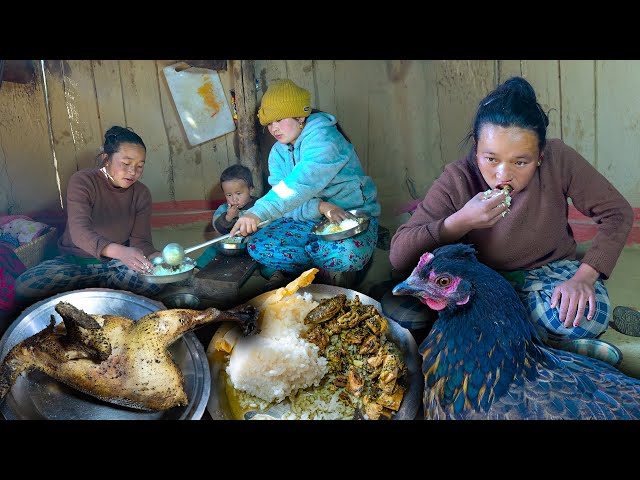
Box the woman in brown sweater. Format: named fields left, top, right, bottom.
left=16, top=126, right=162, bottom=302
left=390, top=76, right=635, bottom=342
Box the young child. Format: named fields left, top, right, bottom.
left=195, top=164, right=258, bottom=268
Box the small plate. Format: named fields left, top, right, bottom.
left=311, top=209, right=371, bottom=241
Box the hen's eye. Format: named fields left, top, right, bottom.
left=436, top=275, right=451, bottom=287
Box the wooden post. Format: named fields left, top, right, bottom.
left=233, top=60, right=263, bottom=195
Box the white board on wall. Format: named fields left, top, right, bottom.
left=163, top=63, right=236, bottom=146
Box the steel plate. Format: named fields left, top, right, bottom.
left=206, top=284, right=423, bottom=420
left=311, top=209, right=371, bottom=241
left=141, top=257, right=196, bottom=284
left=0, top=288, right=210, bottom=420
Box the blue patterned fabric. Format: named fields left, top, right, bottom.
left=15, top=255, right=162, bottom=301
left=0, top=232, right=20, bottom=248
left=246, top=216, right=378, bottom=274
left=504, top=259, right=610, bottom=340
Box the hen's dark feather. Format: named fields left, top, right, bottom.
left=394, top=243, right=640, bottom=419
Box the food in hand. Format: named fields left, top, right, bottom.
left=0, top=302, right=258, bottom=411
left=483, top=188, right=512, bottom=217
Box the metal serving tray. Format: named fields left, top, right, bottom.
left=0, top=288, right=210, bottom=420
left=206, top=284, right=423, bottom=420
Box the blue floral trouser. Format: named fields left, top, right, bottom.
left=247, top=217, right=379, bottom=275
left=15, top=255, right=163, bottom=302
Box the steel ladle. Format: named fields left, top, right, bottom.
left=162, top=220, right=271, bottom=266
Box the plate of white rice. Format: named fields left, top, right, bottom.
left=206, top=284, right=422, bottom=420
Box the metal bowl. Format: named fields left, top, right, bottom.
left=217, top=237, right=248, bottom=257
left=206, top=284, right=423, bottom=420
left=0, top=288, right=210, bottom=420
left=559, top=338, right=623, bottom=368
left=163, top=292, right=201, bottom=309
left=141, top=257, right=196, bottom=284
left=311, top=209, right=371, bottom=241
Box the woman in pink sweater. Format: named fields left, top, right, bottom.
left=15, top=126, right=162, bottom=302
left=390, top=76, right=636, bottom=342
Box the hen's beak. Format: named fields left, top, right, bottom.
left=392, top=281, right=418, bottom=297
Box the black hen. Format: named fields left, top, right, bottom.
left=392, top=243, right=640, bottom=419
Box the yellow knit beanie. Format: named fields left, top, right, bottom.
left=257, top=79, right=311, bottom=126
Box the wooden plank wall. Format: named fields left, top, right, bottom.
left=254, top=60, right=499, bottom=231
left=0, top=62, right=60, bottom=214
left=1, top=60, right=638, bottom=235
left=0, top=60, right=239, bottom=217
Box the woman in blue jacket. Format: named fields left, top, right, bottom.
left=230, top=79, right=381, bottom=290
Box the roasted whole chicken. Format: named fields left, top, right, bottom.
left=0, top=301, right=257, bottom=411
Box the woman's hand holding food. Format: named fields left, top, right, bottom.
left=455, top=190, right=509, bottom=227
left=550, top=263, right=599, bottom=328
left=230, top=213, right=262, bottom=237
left=465, top=189, right=511, bottom=227
left=440, top=190, right=510, bottom=243
left=319, top=201, right=355, bottom=224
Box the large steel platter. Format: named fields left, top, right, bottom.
left=207, top=284, right=423, bottom=420
left=0, top=288, right=209, bottom=420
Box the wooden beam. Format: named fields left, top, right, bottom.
left=182, top=60, right=227, bottom=71
left=1, top=60, right=36, bottom=84
left=233, top=60, right=264, bottom=195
